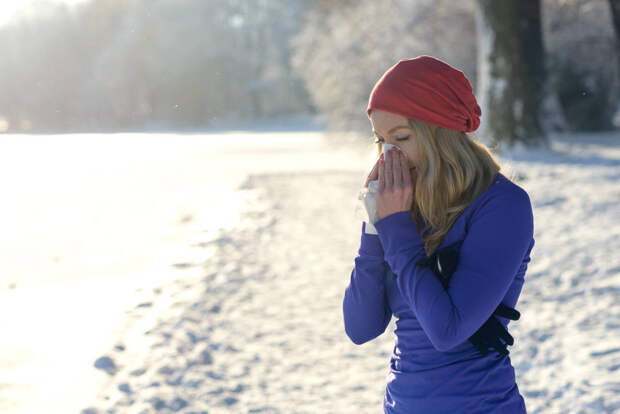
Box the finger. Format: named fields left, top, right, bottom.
left=378, top=155, right=385, bottom=192
left=476, top=321, right=503, bottom=352
left=385, top=150, right=393, bottom=189
left=401, top=151, right=411, bottom=188
left=500, top=327, right=514, bottom=346
left=494, top=303, right=520, bottom=321
left=364, top=158, right=380, bottom=187
left=393, top=151, right=402, bottom=188
left=371, top=157, right=380, bottom=179
left=489, top=318, right=514, bottom=345
left=489, top=334, right=508, bottom=355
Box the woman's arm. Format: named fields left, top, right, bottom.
left=374, top=187, right=534, bottom=352
left=342, top=222, right=393, bottom=345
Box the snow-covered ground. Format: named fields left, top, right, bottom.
left=1, top=128, right=618, bottom=413
left=0, top=128, right=360, bottom=414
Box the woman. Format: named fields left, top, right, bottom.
left=342, top=56, right=535, bottom=413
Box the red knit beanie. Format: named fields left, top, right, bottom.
left=366, top=55, right=481, bottom=133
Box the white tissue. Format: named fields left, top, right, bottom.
left=382, top=143, right=398, bottom=153
left=357, top=143, right=402, bottom=235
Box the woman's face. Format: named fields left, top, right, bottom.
left=369, top=109, right=421, bottom=175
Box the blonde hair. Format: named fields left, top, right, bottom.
left=375, top=118, right=501, bottom=256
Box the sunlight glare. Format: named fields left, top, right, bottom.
left=0, top=0, right=90, bottom=27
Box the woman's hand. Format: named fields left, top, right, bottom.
left=377, top=147, right=415, bottom=221
left=363, top=154, right=381, bottom=188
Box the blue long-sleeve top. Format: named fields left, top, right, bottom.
left=343, top=172, right=535, bottom=414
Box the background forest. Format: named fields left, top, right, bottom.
left=0, top=0, right=618, bottom=143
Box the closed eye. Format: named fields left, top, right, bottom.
left=374, top=135, right=410, bottom=144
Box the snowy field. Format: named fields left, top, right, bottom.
left=0, top=127, right=359, bottom=414
left=1, top=128, right=618, bottom=413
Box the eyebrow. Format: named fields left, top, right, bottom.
left=372, top=125, right=411, bottom=137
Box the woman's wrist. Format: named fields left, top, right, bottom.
left=359, top=222, right=385, bottom=257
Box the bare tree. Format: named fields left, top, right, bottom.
left=291, top=0, right=477, bottom=134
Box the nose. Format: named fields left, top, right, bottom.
left=383, top=143, right=406, bottom=158
left=382, top=143, right=398, bottom=154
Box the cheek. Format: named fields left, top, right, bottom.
left=410, top=147, right=422, bottom=164
left=404, top=149, right=417, bottom=164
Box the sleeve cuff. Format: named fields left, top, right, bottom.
left=358, top=221, right=385, bottom=258
left=374, top=211, right=425, bottom=256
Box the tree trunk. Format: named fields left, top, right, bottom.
left=475, top=0, right=549, bottom=149
left=610, top=0, right=620, bottom=50
left=609, top=0, right=620, bottom=106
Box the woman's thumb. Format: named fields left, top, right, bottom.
left=365, top=157, right=381, bottom=187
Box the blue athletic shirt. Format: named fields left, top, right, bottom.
left=343, top=172, right=534, bottom=413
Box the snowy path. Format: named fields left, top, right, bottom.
left=79, top=132, right=619, bottom=414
